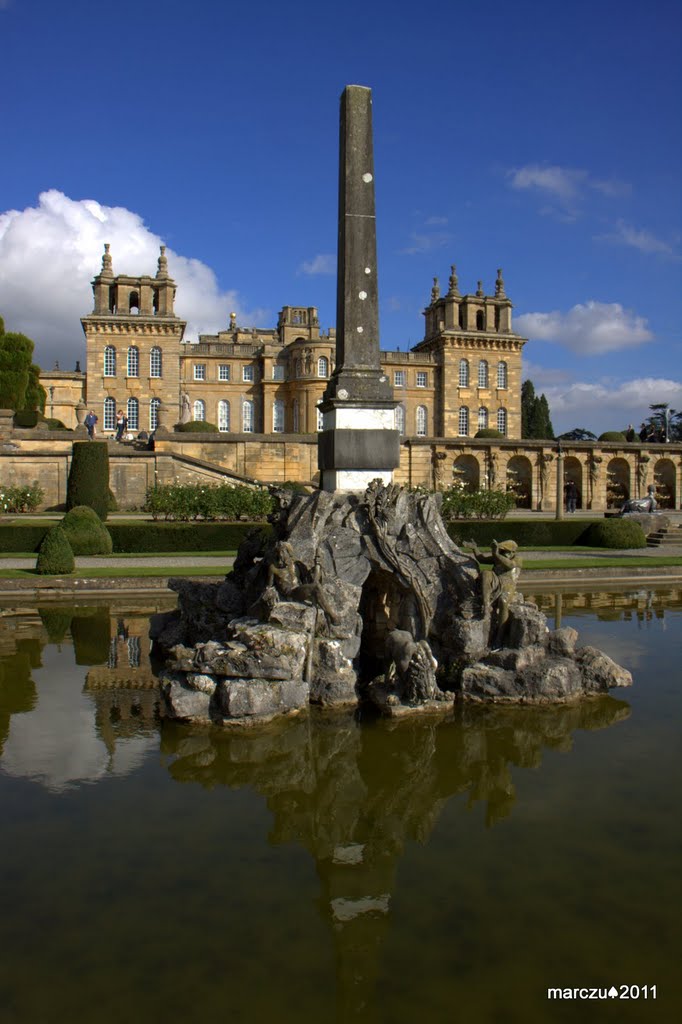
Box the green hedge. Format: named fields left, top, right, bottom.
left=174, top=421, right=219, bottom=433
left=0, top=523, right=52, bottom=552
left=581, top=519, right=646, bottom=549
left=446, top=519, right=598, bottom=547
left=107, top=522, right=266, bottom=552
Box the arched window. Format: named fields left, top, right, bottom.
left=458, top=406, right=469, bottom=436
left=127, top=346, right=139, bottom=377
left=149, top=398, right=160, bottom=431
left=478, top=360, right=489, bottom=389
left=416, top=405, right=428, bottom=437
left=497, top=407, right=507, bottom=435
left=497, top=361, right=508, bottom=389
left=273, top=399, right=285, bottom=433
left=104, top=346, right=116, bottom=377
left=218, top=400, right=230, bottom=432
left=126, top=397, right=139, bottom=430
left=494, top=306, right=501, bottom=331
left=150, top=347, right=162, bottom=378
left=193, top=399, right=205, bottom=422
left=103, top=397, right=116, bottom=431
left=476, top=310, right=485, bottom=330
left=293, top=399, right=300, bottom=433
left=316, top=407, right=324, bottom=431
left=317, top=356, right=328, bottom=378
left=478, top=407, right=488, bottom=430
left=129, top=291, right=140, bottom=314
left=458, top=359, right=469, bottom=387
left=242, top=399, right=254, bottom=433
left=395, top=404, right=405, bottom=435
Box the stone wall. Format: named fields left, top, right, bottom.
left=1, top=427, right=680, bottom=511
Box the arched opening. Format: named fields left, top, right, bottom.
left=108, top=286, right=116, bottom=314
left=565, top=456, right=583, bottom=509
left=128, top=291, right=140, bottom=314
left=193, top=399, right=206, bottom=422
left=458, top=359, right=469, bottom=388
left=150, top=347, right=162, bottom=378
left=358, top=567, right=415, bottom=682
left=395, top=404, right=405, bottom=435
left=497, top=361, right=508, bottom=389
left=478, top=406, right=488, bottom=431
left=152, top=288, right=159, bottom=315
left=606, top=458, right=630, bottom=508
left=478, top=360, right=489, bottom=389
left=453, top=454, right=480, bottom=492
left=654, top=458, right=676, bottom=508
left=507, top=455, right=533, bottom=508
left=218, top=400, right=230, bottom=433
left=476, top=309, right=485, bottom=330
left=127, top=346, right=139, bottom=378
left=317, top=356, right=328, bottom=378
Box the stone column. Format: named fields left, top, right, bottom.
left=555, top=445, right=565, bottom=520
left=318, top=85, right=399, bottom=492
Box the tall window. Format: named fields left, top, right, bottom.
left=242, top=399, right=254, bottom=433
left=458, top=406, right=469, bottom=436
left=243, top=365, right=254, bottom=383
left=458, top=359, right=469, bottom=387
left=150, top=347, right=162, bottom=378
left=104, top=397, right=116, bottom=431
left=497, top=407, right=507, bottom=435
left=193, top=364, right=206, bottom=381
left=126, top=397, right=139, bottom=430
left=476, top=310, right=485, bottom=330
left=293, top=399, right=300, bottom=433
left=218, top=400, right=230, bottom=432
left=104, top=346, right=116, bottom=377
left=416, top=371, right=427, bottom=388
left=478, top=360, right=489, bottom=389
left=478, top=406, right=488, bottom=430
left=416, top=405, right=427, bottom=437
left=316, top=408, right=324, bottom=431
left=317, top=356, right=328, bottom=378
left=395, top=404, right=405, bottom=435
left=150, top=398, right=160, bottom=431
left=193, top=399, right=205, bottom=422
left=273, top=399, right=285, bottom=433
left=272, top=364, right=285, bottom=381
left=394, top=370, right=406, bottom=388
left=127, top=346, right=139, bottom=378
left=497, top=361, right=508, bottom=389
left=219, top=364, right=230, bottom=381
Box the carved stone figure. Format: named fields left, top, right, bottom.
left=466, top=539, right=521, bottom=646
left=383, top=629, right=440, bottom=705
left=621, top=485, right=658, bottom=515
left=431, top=449, right=446, bottom=491
left=180, top=392, right=191, bottom=424
left=637, top=455, right=650, bottom=493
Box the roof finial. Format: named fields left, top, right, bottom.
left=430, top=276, right=440, bottom=303
left=495, top=268, right=506, bottom=298
left=447, top=264, right=460, bottom=297
left=156, top=244, right=169, bottom=279
left=229, top=311, right=237, bottom=331
left=476, top=279, right=484, bottom=297
left=101, top=243, right=113, bottom=278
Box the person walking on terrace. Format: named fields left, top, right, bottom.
left=115, top=410, right=127, bottom=441
left=565, top=479, right=578, bottom=514
left=84, top=409, right=98, bottom=439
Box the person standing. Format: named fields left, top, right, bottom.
left=115, top=409, right=127, bottom=441
left=565, top=479, right=578, bottom=514
left=84, top=409, right=98, bottom=439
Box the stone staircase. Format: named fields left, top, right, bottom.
left=647, top=524, right=682, bottom=547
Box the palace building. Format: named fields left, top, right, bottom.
left=44, top=246, right=526, bottom=443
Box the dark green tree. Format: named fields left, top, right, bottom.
left=0, top=318, right=46, bottom=412
left=66, top=442, right=111, bottom=520
left=521, top=380, right=555, bottom=439
left=646, top=403, right=680, bottom=441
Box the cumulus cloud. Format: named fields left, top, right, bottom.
left=515, top=301, right=653, bottom=355
left=595, top=219, right=680, bottom=259
left=507, top=164, right=630, bottom=214
left=298, top=252, right=336, bottom=275
left=0, top=190, right=267, bottom=367
left=540, top=377, right=682, bottom=436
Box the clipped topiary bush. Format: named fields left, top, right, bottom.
left=61, top=505, right=113, bottom=555
left=175, top=421, right=220, bottom=433
left=45, top=417, right=68, bottom=430
left=35, top=526, right=75, bottom=575
left=13, top=410, right=45, bottom=428
left=582, top=519, right=646, bottom=549
left=66, top=441, right=110, bottom=520
left=474, top=428, right=504, bottom=438
left=598, top=431, right=626, bottom=442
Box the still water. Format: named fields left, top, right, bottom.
left=0, top=589, right=680, bottom=1024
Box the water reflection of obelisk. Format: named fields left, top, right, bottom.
left=318, top=85, right=400, bottom=492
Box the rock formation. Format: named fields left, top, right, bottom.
left=152, top=482, right=633, bottom=724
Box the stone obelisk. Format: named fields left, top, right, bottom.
left=318, top=85, right=399, bottom=492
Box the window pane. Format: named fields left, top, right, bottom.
left=218, top=400, right=230, bottom=432
left=416, top=371, right=427, bottom=388
left=127, top=397, right=139, bottom=430
left=459, top=359, right=469, bottom=387
left=104, top=347, right=116, bottom=377
left=193, top=364, right=206, bottom=381
left=150, top=348, right=162, bottom=378
left=416, top=406, right=427, bottom=436
left=243, top=365, right=254, bottom=382
left=219, top=364, right=230, bottom=381
left=458, top=407, right=469, bottom=435
left=273, top=399, right=285, bottom=433
left=104, top=397, right=116, bottom=430
left=127, top=347, right=139, bottom=377
left=394, top=370, right=405, bottom=387
left=150, top=398, right=160, bottom=430
left=243, top=400, right=254, bottom=432
left=193, top=400, right=205, bottom=421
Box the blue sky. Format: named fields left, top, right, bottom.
left=0, top=0, right=680, bottom=434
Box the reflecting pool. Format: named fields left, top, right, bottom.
left=0, top=589, right=680, bottom=1023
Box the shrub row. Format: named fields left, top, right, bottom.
left=447, top=519, right=599, bottom=547
left=143, top=483, right=274, bottom=521
left=0, top=482, right=44, bottom=513
left=440, top=488, right=517, bottom=521
left=107, top=522, right=263, bottom=552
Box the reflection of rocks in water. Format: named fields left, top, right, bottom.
left=160, top=699, right=630, bottom=1017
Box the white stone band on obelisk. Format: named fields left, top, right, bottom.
left=318, top=85, right=399, bottom=492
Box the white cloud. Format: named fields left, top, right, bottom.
left=0, top=190, right=267, bottom=367
left=507, top=164, right=630, bottom=213
left=596, top=219, right=680, bottom=259
left=425, top=215, right=448, bottom=226
left=400, top=230, right=452, bottom=256
left=298, top=252, right=336, bottom=275
left=540, top=377, right=682, bottom=436
left=516, top=301, right=653, bottom=355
